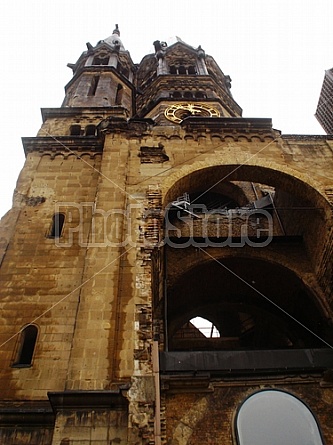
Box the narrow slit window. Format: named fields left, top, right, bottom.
left=49, top=213, right=65, bottom=238
left=88, top=75, right=100, bottom=96
left=13, top=325, right=38, bottom=367
left=115, top=84, right=123, bottom=105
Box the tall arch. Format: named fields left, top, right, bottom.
left=156, top=162, right=333, bottom=365
left=161, top=163, right=332, bottom=289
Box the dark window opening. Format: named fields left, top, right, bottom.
left=117, top=63, right=129, bottom=78
left=195, top=91, right=206, bottom=99
left=184, top=91, right=193, bottom=99
left=171, top=91, right=182, bottom=99
left=121, top=68, right=129, bottom=78
left=49, top=213, right=65, bottom=238
left=13, top=325, right=38, bottom=367
left=93, top=55, right=109, bottom=65
left=88, top=75, right=100, bottom=96
left=169, top=64, right=197, bottom=75
left=115, top=84, right=123, bottom=105
left=70, top=124, right=81, bottom=136
left=85, top=125, right=96, bottom=136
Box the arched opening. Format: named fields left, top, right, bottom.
left=173, top=317, right=220, bottom=350
left=236, top=390, right=324, bottom=445
left=12, top=325, right=38, bottom=367
left=70, top=124, right=81, bottom=136
left=195, top=91, right=206, bottom=99
left=167, top=257, right=332, bottom=352
left=183, top=91, right=193, bottom=99
left=157, top=164, right=333, bottom=372
left=171, top=91, right=182, bottom=99
left=163, top=164, right=331, bottom=269
left=92, top=55, right=109, bottom=65
left=85, top=124, right=96, bottom=136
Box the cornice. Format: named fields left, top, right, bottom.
left=41, top=106, right=128, bottom=122
left=22, top=136, right=104, bottom=156
left=48, top=390, right=128, bottom=412
left=180, top=116, right=273, bottom=134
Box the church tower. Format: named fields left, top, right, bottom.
left=0, top=27, right=333, bottom=445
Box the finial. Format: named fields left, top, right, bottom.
left=113, top=24, right=120, bottom=36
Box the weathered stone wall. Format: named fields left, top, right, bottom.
left=0, top=151, right=102, bottom=399
left=0, top=118, right=333, bottom=444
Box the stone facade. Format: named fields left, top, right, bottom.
left=0, top=26, right=332, bottom=444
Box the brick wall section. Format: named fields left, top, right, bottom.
left=165, top=383, right=333, bottom=445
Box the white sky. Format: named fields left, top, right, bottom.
left=0, top=0, right=332, bottom=218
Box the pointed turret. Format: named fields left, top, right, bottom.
left=62, top=25, right=135, bottom=112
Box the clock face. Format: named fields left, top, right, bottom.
left=165, top=103, right=220, bottom=123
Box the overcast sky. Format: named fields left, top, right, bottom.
left=0, top=0, right=332, bottom=218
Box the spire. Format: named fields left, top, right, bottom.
left=103, top=24, right=125, bottom=51
left=113, top=24, right=120, bottom=36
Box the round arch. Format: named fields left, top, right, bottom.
left=162, top=162, right=331, bottom=219
left=166, top=256, right=333, bottom=351
left=165, top=246, right=331, bottom=316
left=235, top=389, right=324, bottom=445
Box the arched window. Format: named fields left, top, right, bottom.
left=70, top=124, right=81, bottom=136
left=169, top=65, right=177, bottom=74
left=188, top=65, right=197, bottom=74
left=195, top=91, right=206, bottom=99
left=190, top=317, right=220, bottom=337
left=13, top=325, right=38, bottom=367
left=236, top=390, right=324, bottom=445
left=178, top=65, right=187, bottom=74
left=183, top=91, right=193, bottom=99
left=115, top=84, right=123, bottom=105
left=85, top=125, right=96, bottom=136
left=92, top=55, right=109, bottom=65
left=171, top=91, right=182, bottom=99
left=49, top=213, right=65, bottom=238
